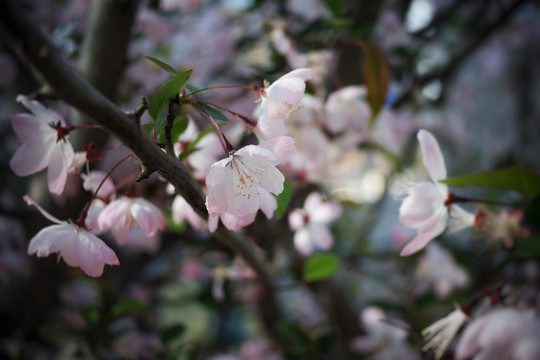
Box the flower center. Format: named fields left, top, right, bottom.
left=51, top=121, right=72, bottom=142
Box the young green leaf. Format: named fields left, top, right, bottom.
left=149, top=69, right=193, bottom=121
left=303, top=253, right=340, bottom=282
left=171, top=115, right=189, bottom=143
left=198, top=103, right=229, bottom=121
left=275, top=178, right=293, bottom=219
left=111, top=299, right=150, bottom=317
left=145, top=56, right=179, bottom=76
left=440, top=167, right=540, bottom=198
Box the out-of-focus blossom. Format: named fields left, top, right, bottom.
left=172, top=195, right=205, bottom=230
left=351, top=306, right=419, bottom=360
left=288, top=192, right=342, bottom=256
left=24, top=195, right=119, bottom=277
left=324, top=85, right=371, bottom=136
left=398, top=129, right=474, bottom=256
left=475, top=208, right=530, bottom=248
left=98, top=196, right=165, bottom=250
left=210, top=260, right=256, bottom=301
left=10, top=95, right=75, bottom=195
left=423, top=305, right=469, bottom=360
left=110, top=317, right=161, bottom=359
left=205, top=137, right=295, bottom=231
left=60, top=279, right=100, bottom=307
left=81, top=170, right=116, bottom=199
left=456, top=307, right=540, bottom=360
left=240, top=337, right=283, bottom=360
left=256, top=68, right=312, bottom=138
left=415, top=243, right=469, bottom=298
left=135, top=8, right=174, bottom=40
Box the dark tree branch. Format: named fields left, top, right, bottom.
left=393, top=0, right=526, bottom=108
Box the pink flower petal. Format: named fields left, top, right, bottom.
left=399, top=182, right=444, bottom=228
left=258, top=189, right=277, bottom=219
left=77, top=230, right=119, bottom=266
left=418, top=129, right=447, bottom=182
left=259, top=136, right=296, bottom=165
left=400, top=206, right=448, bottom=256
left=10, top=113, right=52, bottom=144
left=10, top=141, right=54, bottom=176
left=47, top=141, right=74, bottom=195
left=27, top=224, right=74, bottom=257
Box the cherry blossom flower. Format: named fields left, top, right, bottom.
left=98, top=196, right=165, bottom=249
left=24, top=195, right=119, bottom=277
left=10, top=95, right=74, bottom=195
left=422, top=305, right=469, bottom=360
left=415, top=243, right=469, bottom=299
left=288, top=192, right=342, bottom=256
left=351, top=306, right=419, bottom=360
left=398, top=129, right=474, bottom=256
left=456, top=307, right=540, bottom=360
left=205, top=136, right=295, bottom=231
left=172, top=195, right=205, bottom=230
left=324, top=85, right=371, bottom=136
left=257, top=68, right=312, bottom=138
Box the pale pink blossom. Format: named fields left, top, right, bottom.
left=288, top=192, right=342, bottom=256
left=24, top=195, right=119, bottom=277
left=351, top=307, right=419, bottom=360
left=98, top=196, right=165, bottom=249
left=257, top=68, right=312, bottom=138
left=172, top=195, right=205, bottom=230
left=415, top=243, right=469, bottom=298
left=205, top=137, right=295, bottom=231
left=456, top=307, right=540, bottom=360
left=398, top=129, right=474, bottom=256
left=81, top=170, right=116, bottom=199
left=324, top=86, right=371, bottom=136
left=10, top=95, right=75, bottom=195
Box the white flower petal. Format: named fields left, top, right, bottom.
left=418, top=129, right=447, bottom=182
left=400, top=206, right=448, bottom=256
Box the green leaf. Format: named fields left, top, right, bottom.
left=82, top=306, right=100, bottom=325
left=141, top=122, right=155, bottom=134
left=275, top=178, right=293, bottom=219
left=160, top=323, right=186, bottom=344
left=145, top=56, right=178, bottom=76
left=158, top=115, right=190, bottom=143
left=148, top=69, right=193, bottom=121
left=111, top=299, right=149, bottom=317
left=198, top=103, right=229, bottom=121
left=359, top=42, right=390, bottom=126
left=171, top=115, right=189, bottom=143
left=440, top=168, right=540, bottom=198
left=323, top=0, right=347, bottom=16
left=185, top=82, right=204, bottom=94
left=303, top=253, right=340, bottom=282
left=513, top=235, right=540, bottom=257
